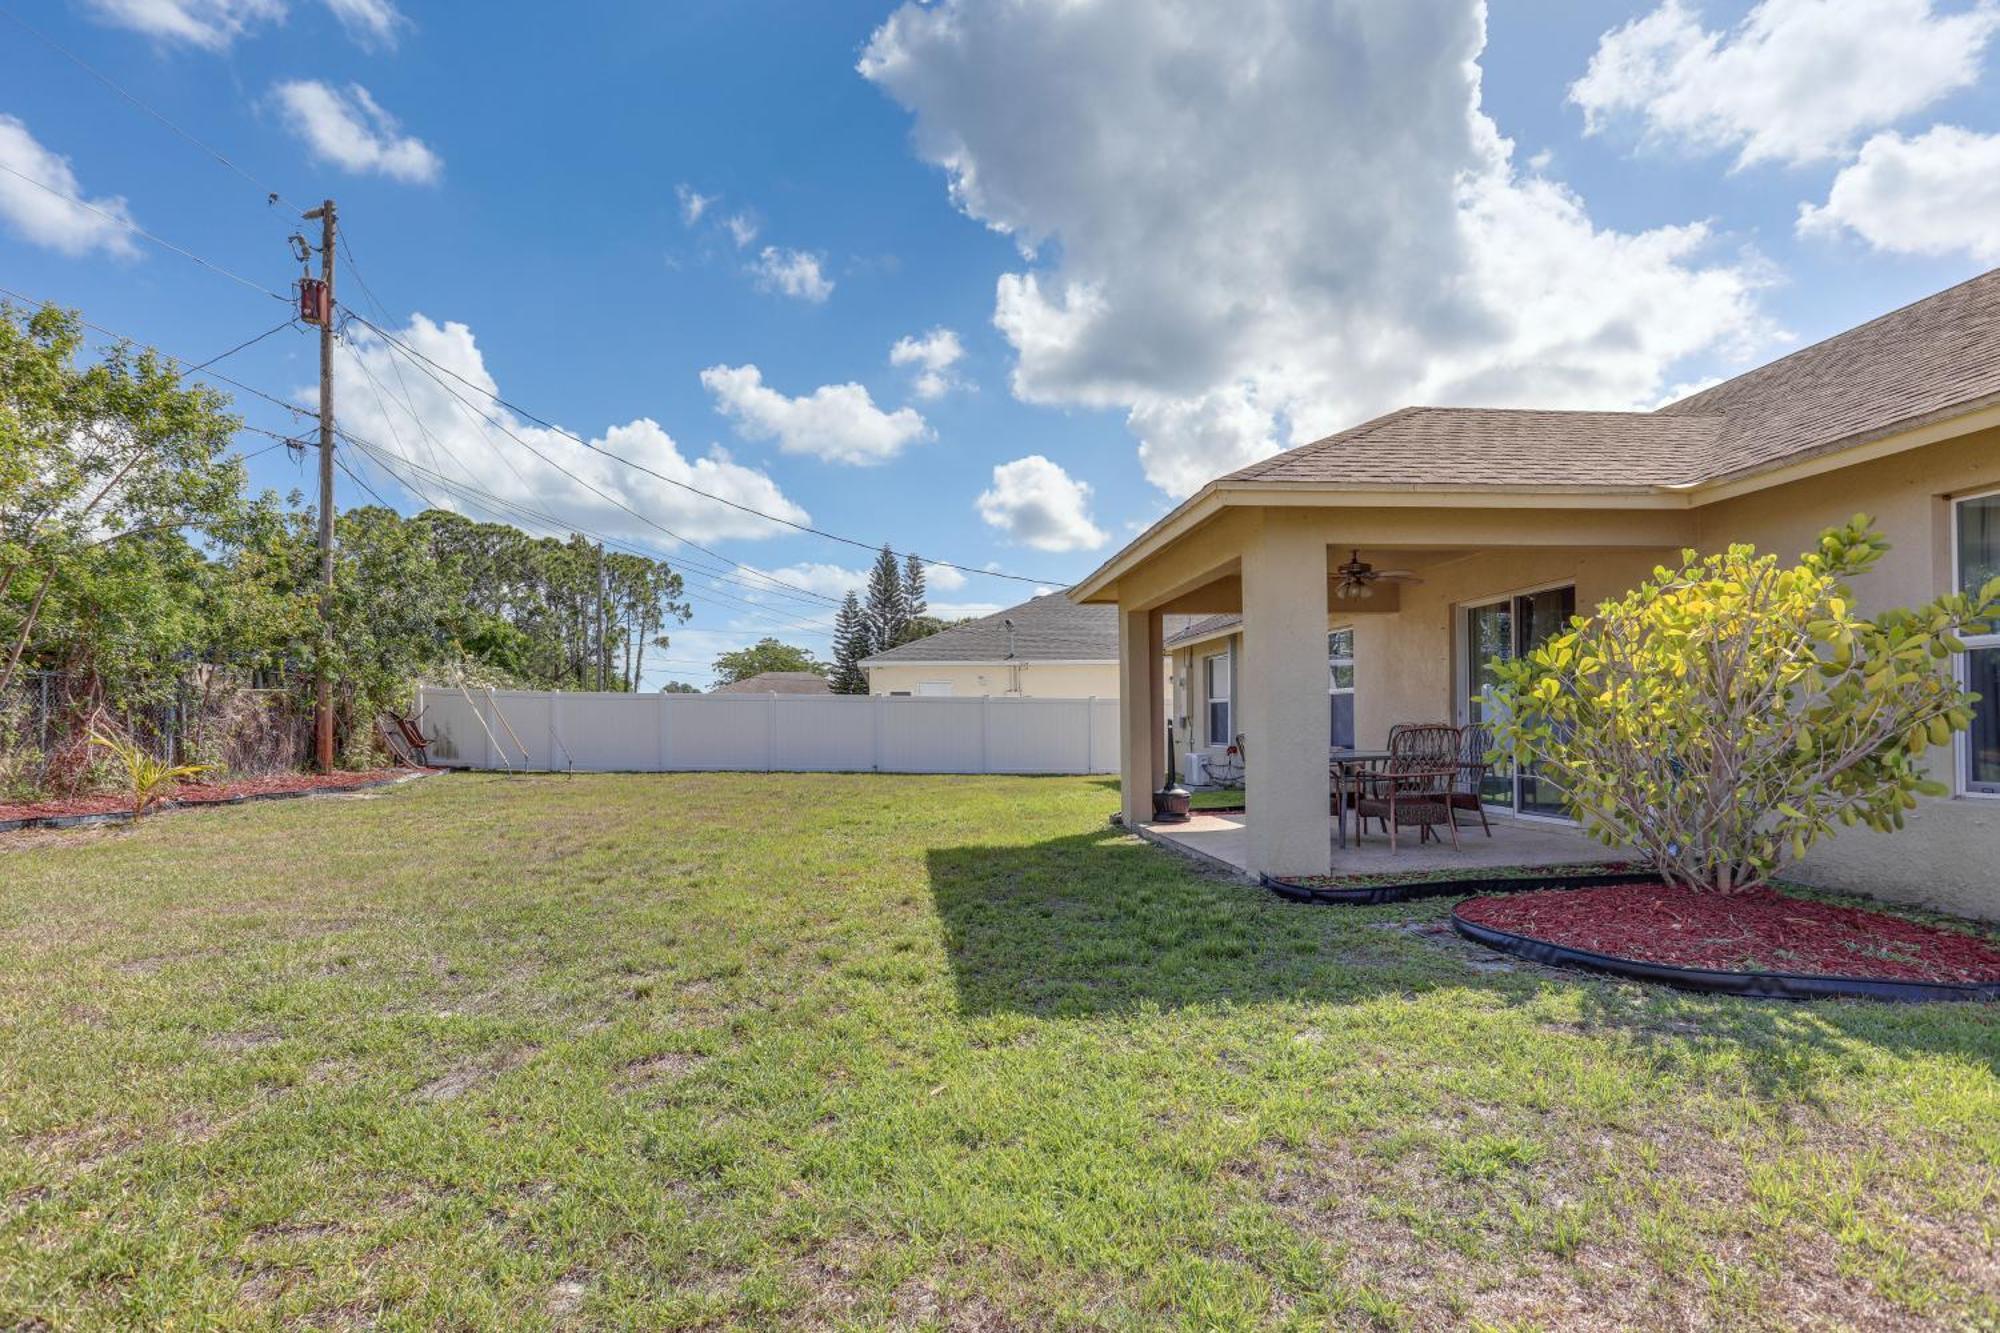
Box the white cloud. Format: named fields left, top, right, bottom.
left=700, top=363, right=929, bottom=465
left=81, top=0, right=281, bottom=49
left=323, top=0, right=404, bottom=49
left=748, top=246, right=832, bottom=302
left=0, top=116, right=138, bottom=258
left=930, top=600, right=1005, bottom=620
left=83, top=0, right=405, bottom=49
left=1798, top=125, right=2000, bottom=262
left=333, top=315, right=812, bottom=545
left=975, top=455, right=1108, bottom=552
left=1571, top=0, right=2000, bottom=168
left=270, top=81, right=441, bottom=185
left=889, top=327, right=968, bottom=398
left=741, top=561, right=869, bottom=600
left=861, top=0, right=1775, bottom=498
left=676, top=183, right=715, bottom=226
left=725, top=213, right=760, bottom=249
left=924, top=562, right=967, bottom=591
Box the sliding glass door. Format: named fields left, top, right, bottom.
left=1463, top=585, right=1575, bottom=817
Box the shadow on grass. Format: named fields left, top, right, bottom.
left=925, top=825, right=1486, bottom=1017
left=926, top=824, right=1999, bottom=1098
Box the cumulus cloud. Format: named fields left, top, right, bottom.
left=83, top=0, right=405, bottom=50
left=676, top=183, right=716, bottom=226
left=0, top=115, right=139, bottom=258
left=748, top=246, right=832, bottom=301
left=1798, top=125, right=2000, bottom=262
left=270, top=81, right=441, bottom=185
left=700, top=364, right=930, bottom=465
left=975, top=455, right=1108, bottom=552
left=889, top=327, right=968, bottom=398
left=1571, top=0, right=2000, bottom=168
left=333, top=316, right=811, bottom=545
left=862, top=0, right=1775, bottom=497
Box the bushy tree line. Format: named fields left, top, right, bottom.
left=1, top=303, right=689, bottom=784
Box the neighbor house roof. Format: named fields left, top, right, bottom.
left=709, top=671, right=832, bottom=695
left=862, top=593, right=1119, bottom=665
left=1164, top=613, right=1242, bottom=649
left=1223, top=265, right=2000, bottom=492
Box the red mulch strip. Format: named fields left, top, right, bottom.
left=1458, top=883, right=2000, bottom=985
left=0, top=769, right=427, bottom=823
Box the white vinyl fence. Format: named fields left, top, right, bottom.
left=416, top=687, right=1121, bottom=775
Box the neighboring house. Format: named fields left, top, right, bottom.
left=1075, top=267, right=2000, bottom=917
left=863, top=593, right=1136, bottom=697
left=708, top=671, right=832, bottom=696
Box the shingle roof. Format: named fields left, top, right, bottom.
left=1164, top=613, right=1242, bottom=648
left=709, top=671, right=832, bottom=695
left=1222, top=265, right=2000, bottom=491
left=1656, top=264, right=2000, bottom=476
left=863, top=593, right=1119, bottom=664
left=1225, top=408, right=1721, bottom=488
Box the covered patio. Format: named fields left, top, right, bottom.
left=1135, top=808, right=1622, bottom=882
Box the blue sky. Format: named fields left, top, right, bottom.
left=4, top=0, right=1999, bottom=686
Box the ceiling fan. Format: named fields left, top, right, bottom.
left=1332, top=549, right=1423, bottom=600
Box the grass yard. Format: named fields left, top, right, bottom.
left=2, top=773, right=1996, bottom=1330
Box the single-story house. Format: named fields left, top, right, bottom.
left=1074, top=267, right=2000, bottom=918
left=708, top=671, right=832, bottom=696
left=862, top=593, right=1130, bottom=697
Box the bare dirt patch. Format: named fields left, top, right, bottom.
left=414, top=1045, right=540, bottom=1103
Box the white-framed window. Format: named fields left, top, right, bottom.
left=1204, top=651, right=1231, bottom=746
left=917, top=681, right=954, bottom=697
left=1328, top=627, right=1356, bottom=748
left=1956, top=489, right=2000, bottom=796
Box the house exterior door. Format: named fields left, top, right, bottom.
left=1462, top=585, right=1575, bottom=817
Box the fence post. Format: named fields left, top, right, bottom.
left=981, top=694, right=991, bottom=775
left=550, top=692, right=562, bottom=773
left=871, top=694, right=882, bottom=772
left=766, top=693, right=776, bottom=772
left=1086, top=696, right=1096, bottom=773
left=657, top=691, right=670, bottom=772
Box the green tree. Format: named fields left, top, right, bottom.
left=903, top=551, right=927, bottom=624
left=1490, top=517, right=2000, bottom=894
left=864, top=543, right=908, bottom=653
left=711, top=637, right=826, bottom=685
left=830, top=591, right=870, bottom=694
left=659, top=680, right=701, bottom=694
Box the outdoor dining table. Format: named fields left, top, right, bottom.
left=1329, top=747, right=1392, bottom=849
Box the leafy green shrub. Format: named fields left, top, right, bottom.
left=1490, top=517, right=1999, bottom=893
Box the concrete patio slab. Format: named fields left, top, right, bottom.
left=1135, top=810, right=1621, bottom=881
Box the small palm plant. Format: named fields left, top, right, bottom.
left=89, top=733, right=212, bottom=820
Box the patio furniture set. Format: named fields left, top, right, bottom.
left=1332, top=722, right=1493, bottom=853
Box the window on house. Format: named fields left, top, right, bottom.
left=1958, top=491, right=2000, bottom=795
left=1204, top=651, right=1231, bottom=746
left=917, top=681, right=954, bottom=697
left=1328, top=627, right=1356, bottom=748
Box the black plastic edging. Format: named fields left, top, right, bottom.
left=1263, top=867, right=1658, bottom=906
left=1450, top=907, right=2000, bottom=1003
left=0, top=770, right=437, bottom=833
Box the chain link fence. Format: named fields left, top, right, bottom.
left=0, top=669, right=317, bottom=798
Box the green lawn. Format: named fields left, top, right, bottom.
left=2, top=773, right=1995, bottom=1330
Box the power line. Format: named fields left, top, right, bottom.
left=0, top=162, right=289, bottom=303
left=343, top=312, right=1057, bottom=587
left=191, top=317, right=300, bottom=371
left=344, top=320, right=850, bottom=609
left=0, top=4, right=302, bottom=211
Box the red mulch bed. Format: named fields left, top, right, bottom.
left=1457, top=883, right=2000, bottom=985
left=0, top=769, right=427, bottom=823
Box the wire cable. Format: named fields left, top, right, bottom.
left=191, top=317, right=300, bottom=371
left=345, top=312, right=1057, bottom=587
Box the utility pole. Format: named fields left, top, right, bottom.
left=304, top=198, right=337, bottom=771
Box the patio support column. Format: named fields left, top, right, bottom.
left=1242, top=514, right=1332, bottom=878
left=1118, top=604, right=1165, bottom=827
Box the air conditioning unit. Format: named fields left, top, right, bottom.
left=1184, top=752, right=1209, bottom=787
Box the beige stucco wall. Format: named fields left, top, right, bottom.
left=866, top=661, right=1120, bottom=699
